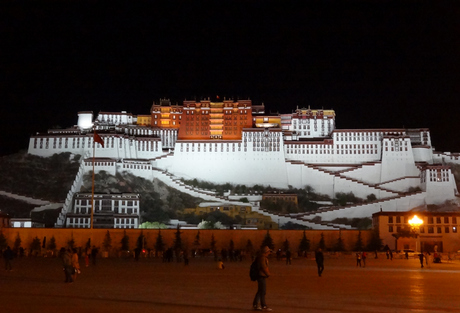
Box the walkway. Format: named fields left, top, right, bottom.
left=1, top=254, right=459, bottom=313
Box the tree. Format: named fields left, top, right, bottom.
left=154, top=230, right=166, bottom=257
left=246, top=239, right=254, bottom=258
left=137, top=231, right=146, bottom=250
left=47, top=236, right=57, bottom=252
left=354, top=231, right=364, bottom=251
left=367, top=228, right=383, bottom=251
left=67, top=235, right=75, bottom=249
left=13, top=233, right=21, bottom=255
left=298, top=230, right=310, bottom=256
left=30, top=236, right=41, bottom=256
left=121, top=230, right=130, bottom=251
left=210, top=233, right=217, bottom=261
left=282, top=239, right=290, bottom=252
left=173, top=225, right=183, bottom=262
left=0, top=232, right=8, bottom=251
left=261, top=230, right=275, bottom=250
left=366, top=194, right=377, bottom=202
left=229, top=239, right=235, bottom=251
left=334, top=231, right=346, bottom=252
left=103, top=230, right=112, bottom=251
left=193, top=231, right=201, bottom=248
left=139, top=221, right=167, bottom=229
left=173, top=225, right=183, bottom=251
left=85, top=238, right=91, bottom=250
left=318, top=232, right=326, bottom=250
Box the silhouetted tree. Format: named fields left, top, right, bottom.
left=354, top=231, right=364, bottom=251
left=246, top=239, right=254, bottom=258
left=103, top=230, right=112, bottom=251
left=30, top=236, right=41, bottom=255
left=261, top=230, right=275, bottom=250
left=367, top=228, right=383, bottom=251
left=121, top=230, right=130, bottom=251
left=318, top=232, right=326, bottom=250
left=67, top=235, right=75, bottom=249
left=13, top=233, right=21, bottom=255
left=334, top=231, right=346, bottom=251
left=137, top=231, right=146, bottom=250
left=193, top=231, right=201, bottom=247
left=47, top=236, right=57, bottom=252
left=173, top=225, right=183, bottom=262
left=282, top=239, right=290, bottom=252
left=210, top=233, right=217, bottom=260
left=298, top=230, right=310, bottom=256
left=173, top=225, right=182, bottom=250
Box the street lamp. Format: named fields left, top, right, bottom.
left=408, top=215, right=424, bottom=253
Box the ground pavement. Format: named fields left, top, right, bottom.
left=1, top=253, right=459, bottom=313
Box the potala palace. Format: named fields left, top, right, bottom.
left=28, top=98, right=460, bottom=230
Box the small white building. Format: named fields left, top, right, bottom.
left=66, top=193, right=140, bottom=229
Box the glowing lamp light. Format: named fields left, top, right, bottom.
left=408, top=215, right=424, bottom=228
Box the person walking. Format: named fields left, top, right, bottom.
left=356, top=252, right=362, bottom=267
left=71, top=248, right=81, bottom=281
left=3, top=246, right=14, bottom=271
left=362, top=251, right=367, bottom=267
left=315, top=248, right=324, bottom=277
left=418, top=253, right=424, bottom=268
left=285, top=249, right=291, bottom=265
left=60, top=248, right=73, bottom=283
left=252, top=246, right=272, bottom=311
left=91, top=246, right=98, bottom=265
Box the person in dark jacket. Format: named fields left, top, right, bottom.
left=315, top=248, right=324, bottom=277
left=60, top=248, right=73, bottom=283
left=252, top=246, right=272, bottom=311
left=3, top=246, right=14, bottom=271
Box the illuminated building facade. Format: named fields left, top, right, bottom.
left=178, top=98, right=253, bottom=140
left=27, top=97, right=460, bottom=229
left=66, top=193, right=140, bottom=229
left=373, top=211, right=460, bottom=253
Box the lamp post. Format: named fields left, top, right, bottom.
left=408, top=215, right=424, bottom=253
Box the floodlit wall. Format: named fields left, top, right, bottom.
left=1, top=228, right=372, bottom=255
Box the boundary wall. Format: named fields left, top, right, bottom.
left=1, top=228, right=371, bottom=255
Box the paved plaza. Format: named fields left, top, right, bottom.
left=1, top=253, right=459, bottom=313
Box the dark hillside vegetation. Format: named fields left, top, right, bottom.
left=81, top=171, right=202, bottom=223
left=0, top=152, right=81, bottom=201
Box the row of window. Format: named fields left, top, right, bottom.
left=335, top=132, right=383, bottom=142
left=388, top=216, right=458, bottom=224
left=389, top=225, right=458, bottom=234
left=421, top=169, right=450, bottom=183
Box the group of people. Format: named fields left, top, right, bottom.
left=356, top=251, right=367, bottom=267
left=59, top=248, right=80, bottom=283
left=59, top=246, right=98, bottom=283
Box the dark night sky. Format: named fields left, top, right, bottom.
left=1, top=1, right=459, bottom=156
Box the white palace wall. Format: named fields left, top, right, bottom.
left=335, top=163, right=382, bottom=185
left=166, top=140, right=289, bottom=188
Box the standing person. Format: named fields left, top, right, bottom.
left=362, top=251, right=367, bottom=267
left=315, top=248, right=324, bottom=277
left=60, top=248, right=73, bottom=283
left=418, top=253, right=424, bottom=268
left=425, top=252, right=431, bottom=268
left=252, top=246, right=272, bottom=311
left=71, top=248, right=81, bottom=281
left=91, top=246, right=98, bottom=265
left=285, top=249, right=291, bottom=265
left=356, top=252, right=362, bottom=267
left=3, top=246, right=14, bottom=271
left=85, top=246, right=91, bottom=267
left=217, top=258, right=225, bottom=270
